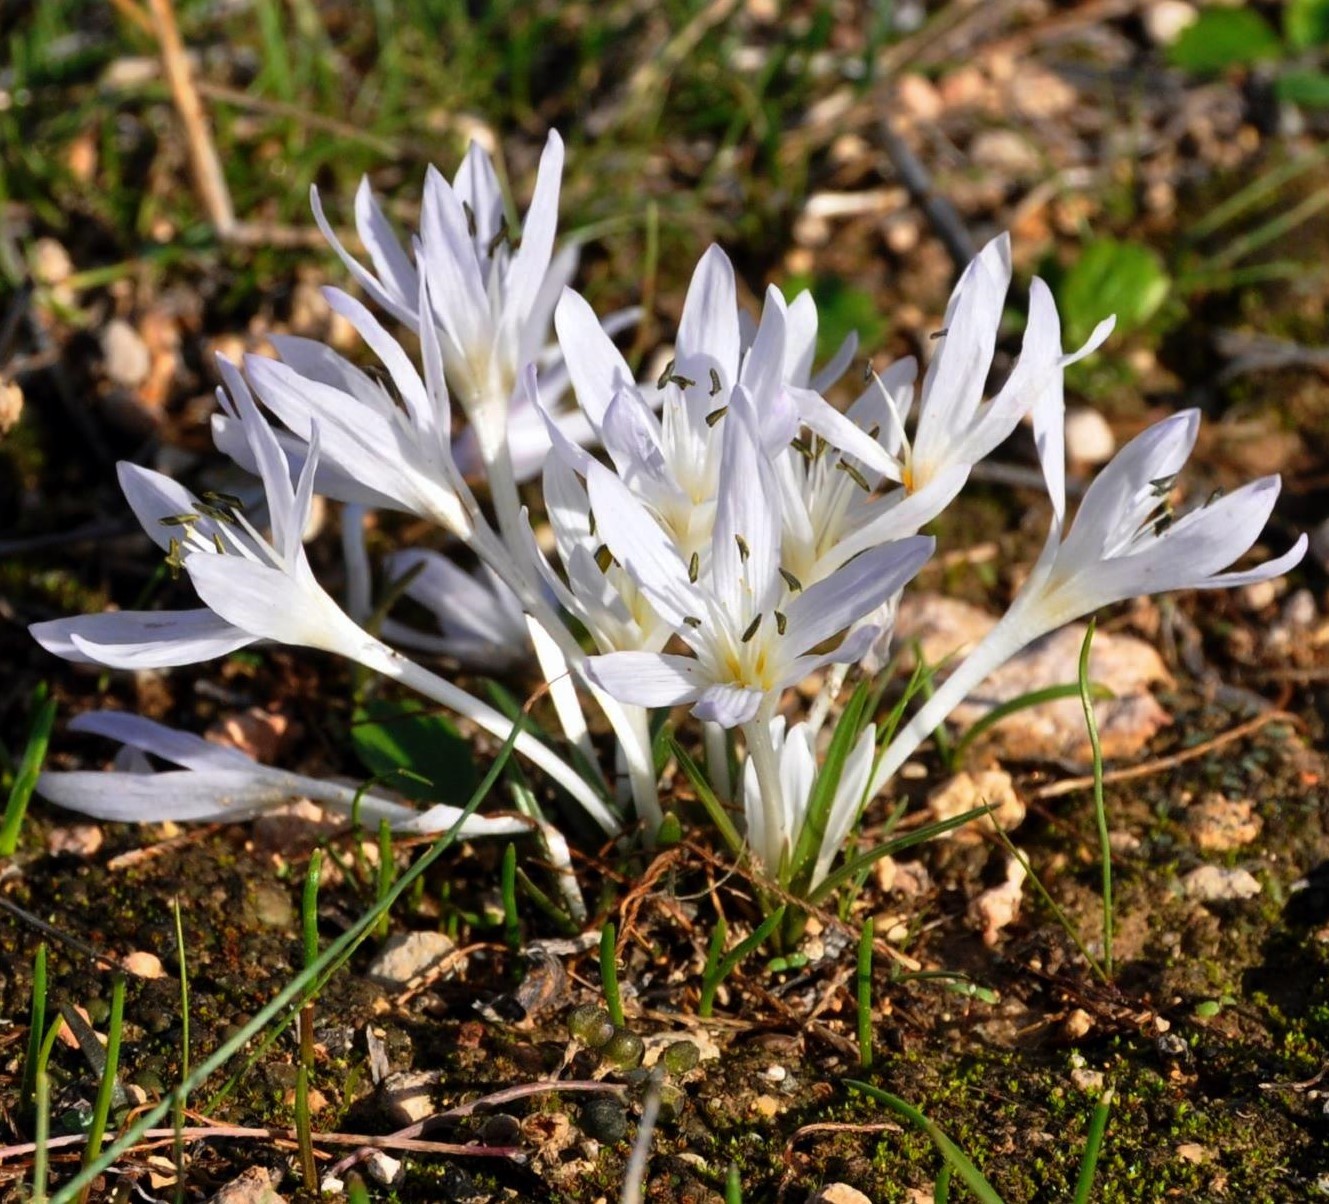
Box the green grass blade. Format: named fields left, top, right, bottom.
left=80, top=974, right=125, bottom=1197
left=32, top=1018, right=64, bottom=1204
left=1071, top=1087, right=1114, bottom=1204
left=952, top=681, right=1114, bottom=766
left=0, top=683, right=57, bottom=856
left=857, top=921, right=874, bottom=1071
left=699, top=906, right=785, bottom=1017
left=725, top=1162, right=743, bottom=1203
left=809, top=803, right=995, bottom=906
left=1078, top=619, right=1113, bottom=979
left=845, top=1081, right=1005, bottom=1204
left=669, top=733, right=745, bottom=857
left=20, top=942, right=48, bottom=1112
left=600, top=921, right=625, bottom=1029
left=788, top=679, right=873, bottom=895
left=54, top=717, right=525, bottom=1204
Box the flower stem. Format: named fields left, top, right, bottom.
left=868, top=611, right=1036, bottom=800
left=743, top=708, right=788, bottom=882
left=356, top=637, right=620, bottom=834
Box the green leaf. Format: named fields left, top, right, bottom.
left=1058, top=238, right=1171, bottom=348
left=350, top=698, right=478, bottom=805
left=1287, top=0, right=1329, bottom=49
left=1277, top=68, right=1329, bottom=108
left=1168, top=8, right=1283, bottom=72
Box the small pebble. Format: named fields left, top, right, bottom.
left=1064, top=407, right=1115, bottom=465
left=1238, top=579, right=1278, bottom=612
left=365, top=931, right=456, bottom=989
left=1144, top=0, right=1198, bottom=46
left=661, top=1040, right=700, bottom=1076
left=762, top=1065, right=787, bottom=1083
left=122, top=951, right=165, bottom=980
left=364, top=1151, right=403, bottom=1188
left=580, top=1096, right=628, bottom=1143
left=810, top=1185, right=872, bottom=1204
left=1183, top=865, right=1261, bottom=902
left=100, top=318, right=152, bottom=389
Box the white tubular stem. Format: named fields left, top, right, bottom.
left=868, top=612, right=1034, bottom=800
left=532, top=814, right=588, bottom=924
left=743, top=710, right=788, bottom=875
left=527, top=615, right=598, bottom=769
left=592, top=687, right=663, bottom=835
left=806, top=661, right=849, bottom=737
left=340, top=504, right=373, bottom=624
left=703, top=722, right=731, bottom=802
left=355, top=637, right=621, bottom=835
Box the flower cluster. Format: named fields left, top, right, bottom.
left=32, top=131, right=1306, bottom=908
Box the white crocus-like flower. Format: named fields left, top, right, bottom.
left=38, top=712, right=530, bottom=836
left=742, top=717, right=876, bottom=889
left=312, top=133, right=573, bottom=535
left=581, top=387, right=934, bottom=728
left=867, top=407, right=1308, bottom=799
left=379, top=549, right=532, bottom=670
left=33, top=389, right=365, bottom=669
left=32, top=390, right=618, bottom=834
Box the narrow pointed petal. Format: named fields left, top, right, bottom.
left=553, top=287, right=635, bottom=429
left=353, top=177, right=418, bottom=312
left=68, top=711, right=249, bottom=770
left=32, top=609, right=255, bottom=669
left=810, top=330, right=860, bottom=393
left=782, top=536, right=934, bottom=656
left=583, top=651, right=707, bottom=708
left=309, top=184, right=417, bottom=327
left=117, top=462, right=204, bottom=552
left=586, top=463, right=701, bottom=627
left=675, top=245, right=740, bottom=387
left=37, top=769, right=295, bottom=823
left=502, top=131, right=565, bottom=337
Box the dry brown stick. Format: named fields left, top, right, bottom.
left=0, top=1125, right=522, bottom=1163
left=147, top=0, right=235, bottom=237
left=1031, top=709, right=1300, bottom=801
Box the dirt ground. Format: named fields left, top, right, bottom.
left=3, top=1, right=1329, bottom=1200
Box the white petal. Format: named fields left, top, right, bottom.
left=676, top=245, right=740, bottom=388
left=586, top=462, right=701, bottom=627
left=353, top=177, right=418, bottom=314
left=583, top=651, right=707, bottom=708
left=501, top=130, right=565, bottom=343
left=553, top=287, right=635, bottom=429
left=309, top=183, right=417, bottom=327
left=117, top=462, right=203, bottom=552
left=692, top=683, right=763, bottom=727
left=32, top=609, right=254, bottom=669
left=186, top=555, right=354, bottom=655
left=782, top=536, right=933, bottom=656
left=68, top=711, right=249, bottom=771
left=37, top=768, right=292, bottom=823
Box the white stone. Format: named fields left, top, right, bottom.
left=101, top=319, right=151, bottom=388
left=364, top=1151, right=403, bottom=1187
left=970, top=129, right=1042, bottom=178
left=1064, top=407, right=1115, bottom=465
left=365, top=930, right=457, bottom=989
left=1144, top=0, right=1198, bottom=46
left=1182, top=865, right=1261, bottom=902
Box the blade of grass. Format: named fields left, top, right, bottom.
left=500, top=843, right=521, bottom=952
left=55, top=718, right=524, bottom=1204
left=1071, top=1087, right=1114, bottom=1204
left=296, top=849, right=322, bottom=1193
left=1078, top=619, right=1113, bottom=979
left=78, top=974, right=125, bottom=1203
left=32, top=1017, right=64, bottom=1204
left=844, top=1081, right=1005, bottom=1204
left=0, top=683, right=57, bottom=856
left=698, top=906, right=786, bottom=1018
left=669, top=733, right=744, bottom=857
left=952, top=681, right=1114, bottom=766
left=857, top=921, right=874, bottom=1071
left=600, top=921, right=624, bottom=1029
left=20, top=942, right=48, bottom=1113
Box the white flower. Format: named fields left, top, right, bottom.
left=581, top=387, right=934, bottom=727
left=32, top=384, right=365, bottom=669
left=379, top=549, right=533, bottom=670
left=742, top=717, right=875, bottom=889
left=867, top=407, right=1307, bottom=798
left=38, top=711, right=530, bottom=836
